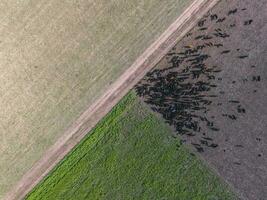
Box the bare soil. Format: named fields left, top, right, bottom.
left=137, top=0, right=267, bottom=199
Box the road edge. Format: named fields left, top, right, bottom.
left=4, top=0, right=220, bottom=199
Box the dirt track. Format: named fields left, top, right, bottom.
left=4, top=1, right=220, bottom=199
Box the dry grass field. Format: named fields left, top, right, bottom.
left=0, top=0, right=195, bottom=198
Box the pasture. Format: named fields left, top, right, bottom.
left=0, top=0, right=194, bottom=197
left=136, top=0, right=267, bottom=199
left=26, top=92, right=236, bottom=200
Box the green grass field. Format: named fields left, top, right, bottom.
left=26, top=92, right=236, bottom=200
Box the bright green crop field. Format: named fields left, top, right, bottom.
left=26, top=92, right=236, bottom=200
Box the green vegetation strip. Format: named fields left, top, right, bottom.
left=26, top=92, right=236, bottom=200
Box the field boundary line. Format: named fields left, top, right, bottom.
left=5, top=0, right=220, bottom=199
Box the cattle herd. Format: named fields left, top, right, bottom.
left=135, top=7, right=259, bottom=154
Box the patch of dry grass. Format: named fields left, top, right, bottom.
left=0, top=0, right=194, bottom=197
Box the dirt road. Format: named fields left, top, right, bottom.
left=4, top=0, right=220, bottom=199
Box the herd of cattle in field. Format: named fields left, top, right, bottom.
left=136, top=7, right=259, bottom=154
